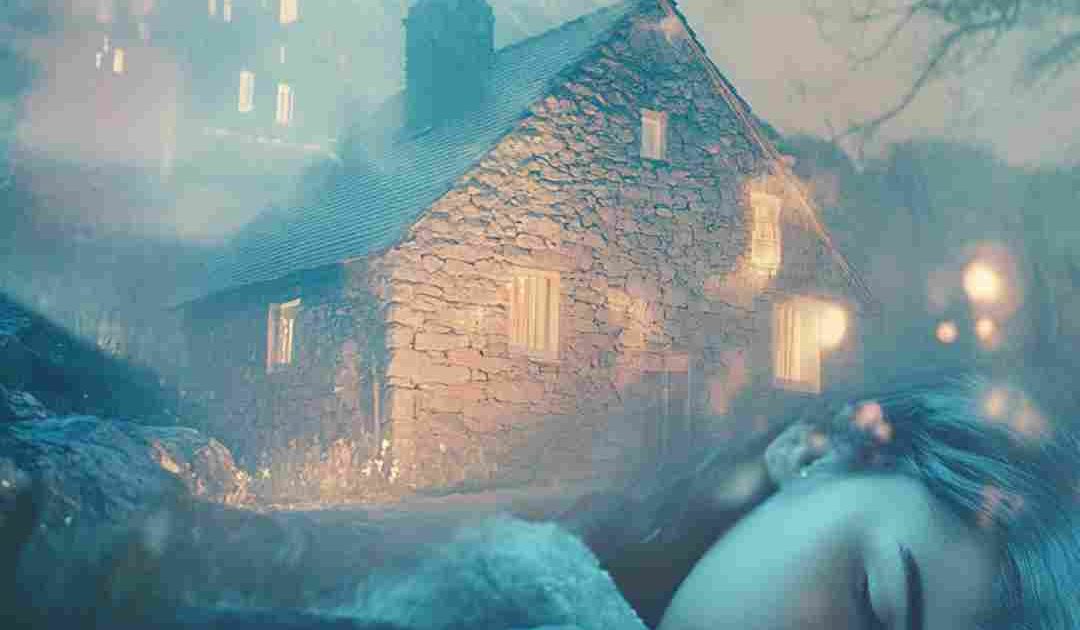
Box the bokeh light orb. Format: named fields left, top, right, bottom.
left=975, top=317, right=997, bottom=342
left=964, top=261, right=1003, bottom=304
left=819, top=304, right=848, bottom=349
left=936, top=320, right=959, bottom=344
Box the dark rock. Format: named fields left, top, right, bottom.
left=0, top=383, right=49, bottom=422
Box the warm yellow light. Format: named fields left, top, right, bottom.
left=975, top=317, right=996, bottom=341
left=964, top=261, right=1002, bottom=304
left=936, top=320, right=958, bottom=344
left=818, top=303, right=847, bottom=349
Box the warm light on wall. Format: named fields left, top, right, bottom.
left=964, top=261, right=1003, bottom=304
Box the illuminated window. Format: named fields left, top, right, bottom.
left=275, top=83, right=294, bottom=125
left=111, top=48, right=125, bottom=74
left=773, top=299, right=848, bottom=394
left=223, top=0, right=232, bottom=22
left=509, top=269, right=561, bottom=359
left=208, top=0, right=217, bottom=17
left=750, top=191, right=782, bottom=272
left=280, top=0, right=298, bottom=24
left=267, top=298, right=300, bottom=371
left=640, top=108, right=668, bottom=161
left=95, top=52, right=103, bottom=69
left=237, top=70, right=255, bottom=112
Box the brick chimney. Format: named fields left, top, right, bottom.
left=405, top=0, right=495, bottom=129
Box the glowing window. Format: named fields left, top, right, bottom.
left=275, top=83, right=294, bottom=126
left=208, top=0, right=217, bottom=17
left=111, top=48, right=125, bottom=74
left=509, top=269, right=561, bottom=359
left=267, top=298, right=300, bottom=371
left=280, top=0, right=298, bottom=24
left=640, top=109, right=668, bottom=161
left=774, top=299, right=848, bottom=394
left=95, top=52, right=103, bottom=69
left=223, top=0, right=232, bottom=22
left=237, top=70, right=255, bottom=112
left=750, top=191, right=782, bottom=272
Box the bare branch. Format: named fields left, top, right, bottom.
left=838, top=12, right=1015, bottom=147
left=1025, top=29, right=1080, bottom=82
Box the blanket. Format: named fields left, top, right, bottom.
left=336, top=515, right=649, bottom=630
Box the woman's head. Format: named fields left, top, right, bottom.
left=575, top=374, right=1080, bottom=629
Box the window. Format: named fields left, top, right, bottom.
left=223, top=0, right=232, bottom=22
left=750, top=191, right=782, bottom=272
left=208, top=0, right=217, bottom=17
left=237, top=70, right=255, bottom=112
left=275, top=83, right=294, bottom=126
left=509, top=269, right=561, bottom=359
left=267, top=298, right=300, bottom=371
left=640, top=108, right=668, bottom=161
left=773, top=298, right=848, bottom=394
left=280, top=0, right=298, bottom=24
left=111, top=48, right=125, bottom=74
left=279, top=45, right=286, bottom=64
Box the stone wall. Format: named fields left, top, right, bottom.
left=182, top=263, right=392, bottom=504
left=375, top=7, right=862, bottom=491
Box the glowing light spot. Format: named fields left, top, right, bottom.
left=854, top=401, right=883, bottom=430
left=975, top=317, right=997, bottom=342
left=808, top=431, right=829, bottom=453
left=935, top=320, right=958, bottom=344
left=984, top=388, right=1009, bottom=419
left=818, top=304, right=848, bottom=349
left=964, top=261, right=1003, bottom=304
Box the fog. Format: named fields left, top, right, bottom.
left=2, top=1, right=1080, bottom=627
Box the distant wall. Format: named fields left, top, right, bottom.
left=181, top=263, right=390, bottom=504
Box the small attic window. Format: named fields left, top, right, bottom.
left=750, top=191, right=782, bottom=273
left=640, top=109, right=668, bottom=161
left=267, top=298, right=300, bottom=372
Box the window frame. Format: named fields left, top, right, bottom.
left=773, top=297, right=823, bottom=394
left=238, top=70, right=255, bottom=112
left=111, top=48, right=125, bottom=74
left=640, top=108, right=669, bottom=161
left=750, top=191, right=783, bottom=273
left=280, top=0, right=299, bottom=24
left=266, top=298, right=300, bottom=373
left=275, top=82, right=294, bottom=126
left=508, top=268, right=561, bottom=362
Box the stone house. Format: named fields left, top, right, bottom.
left=178, top=0, right=873, bottom=502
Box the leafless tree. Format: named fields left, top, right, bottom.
left=812, top=0, right=1080, bottom=144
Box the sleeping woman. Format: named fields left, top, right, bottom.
left=5, top=373, right=1080, bottom=629
left=563, top=373, right=1080, bottom=630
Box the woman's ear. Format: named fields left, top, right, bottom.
left=764, top=421, right=854, bottom=487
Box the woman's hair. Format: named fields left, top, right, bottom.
left=561, top=372, right=1080, bottom=629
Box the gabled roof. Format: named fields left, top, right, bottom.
left=194, top=1, right=639, bottom=302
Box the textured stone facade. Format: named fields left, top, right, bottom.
left=182, top=264, right=394, bottom=503
left=372, top=7, right=861, bottom=490
left=183, top=4, right=863, bottom=501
